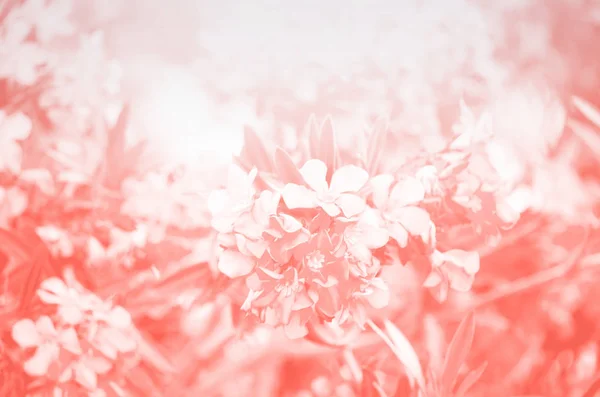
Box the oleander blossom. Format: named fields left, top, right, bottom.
left=209, top=117, right=519, bottom=338
left=11, top=270, right=136, bottom=394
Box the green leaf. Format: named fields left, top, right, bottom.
left=130, top=327, right=176, bottom=374
left=366, top=117, right=390, bottom=175
left=441, top=312, right=476, bottom=394
left=573, top=96, right=600, bottom=129
left=274, top=147, right=304, bottom=185
left=241, top=126, right=273, bottom=172
left=382, top=319, right=425, bottom=390
left=319, top=116, right=338, bottom=182
left=454, top=361, right=487, bottom=397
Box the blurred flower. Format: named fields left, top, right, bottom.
left=0, top=187, right=28, bottom=227
left=37, top=277, right=91, bottom=325
left=369, top=175, right=432, bottom=247
left=12, top=316, right=81, bottom=376
left=282, top=160, right=369, bottom=218
left=0, top=111, right=32, bottom=174
left=424, top=249, right=480, bottom=301
left=36, top=226, right=74, bottom=257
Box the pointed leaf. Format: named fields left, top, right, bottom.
left=274, top=147, right=304, bottom=185
left=361, top=368, right=382, bottom=397
left=241, top=126, right=272, bottom=172
left=367, top=118, right=390, bottom=175
left=392, top=376, right=413, bottom=397
left=581, top=374, right=600, bottom=397
left=306, top=114, right=320, bottom=159
left=441, top=312, right=476, bottom=393
left=107, top=104, right=130, bottom=160
left=0, top=229, right=31, bottom=263
left=382, top=319, right=425, bottom=389
left=17, top=248, right=49, bottom=314
left=569, top=119, right=600, bottom=159
left=130, top=328, right=176, bottom=373
left=454, top=361, right=487, bottom=397
left=574, top=96, right=600, bottom=128
left=319, top=117, right=338, bottom=182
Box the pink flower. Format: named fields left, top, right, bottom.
left=341, top=208, right=389, bottom=263
left=244, top=265, right=318, bottom=338
left=58, top=352, right=113, bottom=391
left=0, top=111, right=32, bottom=173
left=216, top=247, right=257, bottom=279
left=282, top=160, right=369, bottom=218
left=424, top=249, right=480, bottom=301
left=353, top=277, right=391, bottom=310
left=12, top=316, right=81, bottom=376
left=208, top=165, right=258, bottom=233
left=0, top=187, right=28, bottom=227
left=36, top=226, right=74, bottom=257
left=37, top=277, right=94, bottom=325
left=370, top=174, right=432, bottom=247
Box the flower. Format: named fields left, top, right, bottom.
left=282, top=159, right=369, bottom=218
left=16, top=0, right=75, bottom=43
left=208, top=165, right=259, bottom=233
left=424, top=249, right=480, bottom=301
left=58, top=351, right=113, bottom=391
left=0, top=187, right=28, bottom=228
left=341, top=208, right=389, bottom=263
left=370, top=174, right=432, bottom=247
left=12, top=316, right=81, bottom=376
left=37, top=277, right=95, bottom=325
left=0, top=112, right=32, bottom=173
left=36, top=226, right=74, bottom=257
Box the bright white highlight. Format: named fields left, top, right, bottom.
left=133, top=66, right=247, bottom=165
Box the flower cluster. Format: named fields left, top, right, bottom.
left=209, top=118, right=518, bottom=338
left=11, top=271, right=136, bottom=395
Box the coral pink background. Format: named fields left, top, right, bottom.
left=1, top=1, right=600, bottom=396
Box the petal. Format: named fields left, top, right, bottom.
left=36, top=316, right=57, bottom=336
left=394, top=207, right=431, bottom=236
left=4, top=112, right=32, bottom=140
left=24, top=343, right=59, bottom=376
left=210, top=214, right=237, bottom=234
left=347, top=243, right=372, bottom=264
left=369, top=174, right=394, bottom=209
left=329, top=165, right=369, bottom=194
left=85, top=355, right=113, bottom=374
left=388, top=223, right=408, bottom=248
left=282, top=183, right=319, bottom=210
left=58, top=305, right=84, bottom=325
left=274, top=214, right=303, bottom=233
left=299, top=159, right=328, bottom=193
left=365, top=279, right=390, bottom=309
left=444, top=250, right=480, bottom=274
left=245, top=239, right=268, bottom=259
left=37, top=290, right=64, bottom=305
left=107, top=306, right=132, bottom=329
left=319, top=202, right=341, bottom=217
left=217, top=249, right=255, bottom=278
left=336, top=193, right=366, bottom=218
left=12, top=319, right=41, bottom=348
left=75, top=363, right=98, bottom=389
left=57, top=328, right=82, bottom=355
left=389, top=177, right=425, bottom=207
left=39, top=277, right=68, bottom=298
left=445, top=264, right=475, bottom=292
left=362, top=225, right=389, bottom=249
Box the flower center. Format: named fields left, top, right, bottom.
left=306, top=251, right=325, bottom=270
